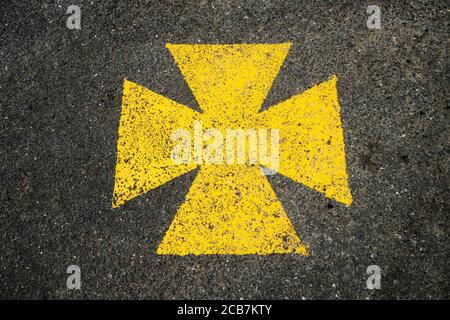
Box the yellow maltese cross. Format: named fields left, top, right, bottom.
left=112, top=43, right=352, bottom=255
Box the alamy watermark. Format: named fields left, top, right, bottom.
left=66, top=5, right=81, bottom=30
left=366, top=265, right=381, bottom=290
left=171, top=121, right=280, bottom=175
left=367, top=5, right=381, bottom=30
left=66, top=265, right=81, bottom=290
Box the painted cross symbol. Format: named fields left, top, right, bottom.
left=112, top=43, right=352, bottom=255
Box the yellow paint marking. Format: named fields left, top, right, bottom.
left=157, top=165, right=308, bottom=255
left=113, top=80, right=199, bottom=208
left=113, top=43, right=352, bottom=255
left=166, top=43, right=290, bottom=127
left=257, top=76, right=352, bottom=205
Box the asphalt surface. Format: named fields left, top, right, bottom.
left=0, top=0, right=448, bottom=299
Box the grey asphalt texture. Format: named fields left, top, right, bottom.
left=0, top=0, right=448, bottom=299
